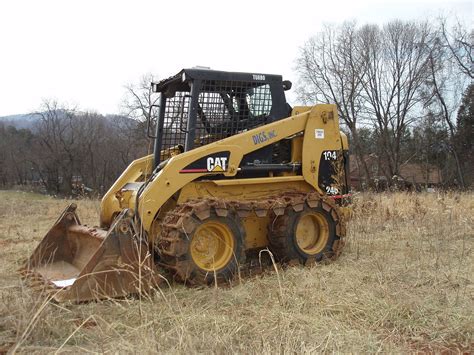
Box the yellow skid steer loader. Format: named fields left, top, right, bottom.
left=21, top=68, right=350, bottom=302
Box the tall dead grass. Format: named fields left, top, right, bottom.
left=0, top=190, right=472, bottom=353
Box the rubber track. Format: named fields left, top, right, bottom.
left=157, top=192, right=346, bottom=284
left=268, top=193, right=346, bottom=265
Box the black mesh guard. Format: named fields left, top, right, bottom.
left=160, top=79, right=273, bottom=160
left=160, top=92, right=190, bottom=161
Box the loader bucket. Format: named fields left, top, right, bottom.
left=19, top=204, right=161, bottom=302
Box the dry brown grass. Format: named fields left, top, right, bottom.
left=0, top=190, right=472, bottom=353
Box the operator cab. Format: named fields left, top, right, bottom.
left=150, top=68, right=292, bottom=168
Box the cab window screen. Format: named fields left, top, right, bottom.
left=159, top=80, right=273, bottom=159
left=195, top=80, right=273, bottom=146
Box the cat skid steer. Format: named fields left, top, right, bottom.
left=21, top=68, right=350, bottom=302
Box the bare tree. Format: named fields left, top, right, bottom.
left=122, top=73, right=160, bottom=123
left=296, top=21, right=371, bottom=186
left=28, top=100, right=151, bottom=195
left=440, top=18, right=474, bottom=79
left=32, top=100, right=80, bottom=194
left=421, top=18, right=472, bottom=187
left=0, top=123, right=33, bottom=186
left=121, top=73, right=160, bottom=155
left=455, top=84, right=474, bottom=187
left=359, top=20, right=432, bottom=179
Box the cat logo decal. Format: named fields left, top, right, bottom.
left=179, top=151, right=230, bottom=174
left=206, top=157, right=227, bottom=172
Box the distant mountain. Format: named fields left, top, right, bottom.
left=0, top=112, right=138, bottom=131
left=0, top=113, right=39, bottom=130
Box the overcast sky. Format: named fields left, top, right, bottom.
left=0, top=0, right=471, bottom=116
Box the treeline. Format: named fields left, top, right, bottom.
left=1, top=18, right=472, bottom=194
left=296, top=17, right=473, bottom=188
left=0, top=101, right=150, bottom=195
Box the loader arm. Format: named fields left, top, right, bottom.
left=100, top=154, right=154, bottom=228
left=134, top=104, right=342, bottom=232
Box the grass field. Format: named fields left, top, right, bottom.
left=0, top=190, right=472, bottom=353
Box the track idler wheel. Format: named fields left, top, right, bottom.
left=268, top=197, right=344, bottom=265
left=158, top=203, right=245, bottom=286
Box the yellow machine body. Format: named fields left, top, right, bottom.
left=101, top=104, right=346, bottom=231
left=21, top=70, right=350, bottom=302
